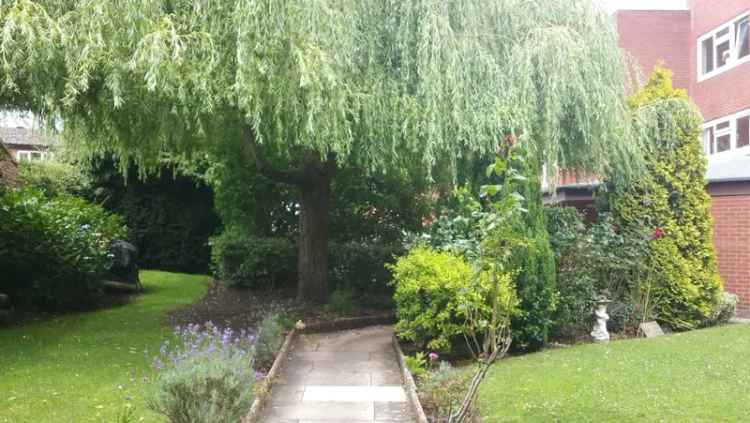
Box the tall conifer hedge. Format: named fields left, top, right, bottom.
left=607, top=66, right=722, bottom=329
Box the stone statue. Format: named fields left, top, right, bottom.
left=108, top=240, right=142, bottom=291
left=591, top=295, right=611, bottom=343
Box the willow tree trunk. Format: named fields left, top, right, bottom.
left=297, top=172, right=331, bottom=303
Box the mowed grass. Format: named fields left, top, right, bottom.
left=479, top=323, right=750, bottom=422
left=0, top=271, right=208, bottom=423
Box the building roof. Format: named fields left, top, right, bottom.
left=0, top=127, right=56, bottom=147
left=707, top=154, right=750, bottom=183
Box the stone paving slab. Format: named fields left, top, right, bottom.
left=260, top=325, right=415, bottom=422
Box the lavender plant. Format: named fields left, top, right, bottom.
left=147, top=323, right=256, bottom=423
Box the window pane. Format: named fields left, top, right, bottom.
left=705, top=128, right=715, bottom=154
left=738, top=18, right=750, bottom=58
left=717, top=121, right=730, bottom=131
left=738, top=116, right=750, bottom=148
left=717, top=39, right=731, bottom=67
left=703, top=38, right=714, bottom=73
left=717, top=133, right=731, bottom=152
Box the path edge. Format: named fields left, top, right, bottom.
left=392, top=334, right=429, bottom=423
left=243, top=328, right=297, bottom=423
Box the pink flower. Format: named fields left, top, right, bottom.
left=428, top=352, right=439, bottom=362
left=651, top=227, right=665, bottom=241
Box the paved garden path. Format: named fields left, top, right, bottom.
left=260, top=325, right=415, bottom=422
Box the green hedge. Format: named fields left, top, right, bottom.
left=211, top=231, right=402, bottom=294
left=0, top=188, right=128, bottom=309
left=91, top=162, right=219, bottom=274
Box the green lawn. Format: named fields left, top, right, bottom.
left=479, top=324, right=750, bottom=422
left=0, top=271, right=208, bottom=423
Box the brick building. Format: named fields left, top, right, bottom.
left=0, top=127, right=56, bottom=162
left=551, top=1, right=750, bottom=316
left=617, top=1, right=750, bottom=317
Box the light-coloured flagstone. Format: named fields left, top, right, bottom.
left=260, top=325, right=415, bottom=422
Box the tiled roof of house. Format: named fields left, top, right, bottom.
left=0, top=127, right=56, bottom=147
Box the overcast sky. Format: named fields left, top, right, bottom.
left=599, top=0, right=688, bottom=12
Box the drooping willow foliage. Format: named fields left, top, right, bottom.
left=0, top=0, right=638, bottom=180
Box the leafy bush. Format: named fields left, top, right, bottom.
left=419, top=362, right=475, bottom=420
left=705, top=292, right=738, bottom=326
left=404, top=352, right=428, bottom=379
left=211, top=230, right=296, bottom=288
left=545, top=207, right=595, bottom=337
left=416, top=156, right=556, bottom=353
left=147, top=323, right=256, bottom=423
left=390, top=247, right=475, bottom=351
left=212, top=230, right=401, bottom=293
left=255, top=313, right=285, bottom=369
left=326, top=287, right=357, bottom=315
left=0, top=188, right=128, bottom=309
left=545, top=207, right=649, bottom=337
left=506, top=158, right=556, bottom=352
left=91, top=160, right=219, bottom=273
left=605, top=66, right=722, bottom=330
left=328, top=241, right=403, bottom=293
left=391, top=246, right=517, bottom=354
left=18, top=161, right=92, bottom=198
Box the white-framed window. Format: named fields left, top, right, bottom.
left=15, top=150, right=54, bottom=162
left=703, top=109, right=750, bottom=158
left=698, top=12, right=750, bottom=81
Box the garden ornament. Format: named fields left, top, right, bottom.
left=591, top=294, right=611, bottom=343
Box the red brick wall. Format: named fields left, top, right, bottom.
left=616, top=10, right=692, bottom=89
left=711, top=194, right=750, bottom=316
left=689, top=0, right=750, bottom=121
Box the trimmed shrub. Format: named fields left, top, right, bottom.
left=0, top=188, right=128, bottom=309
left=212, top=230, right=401, bottom=293
left=328, top=241, right=403, bottom=293
left=605, top=65, right=722, bottom=330
left=91, top=161, right=219, bottom=274
left=211, top=231, right=296, bottom=289
left=390, top=247, right=475, bottom=351
left=147, top=323, right=256, bottom=423
left=390, top=246, right=516, bottom=353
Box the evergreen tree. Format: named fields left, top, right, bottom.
left=511, top=155, right=557, bottom=351
left=607, top=65, right=722, bottom=329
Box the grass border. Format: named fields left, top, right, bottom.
left=392, top=334, right=429, bottom=423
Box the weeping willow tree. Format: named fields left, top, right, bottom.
left=0, top=0, right=637, bottom=302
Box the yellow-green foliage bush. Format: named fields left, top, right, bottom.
left=607, top=65, right=722, bottom=329
left=390, top=246, right=516, bottom=352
